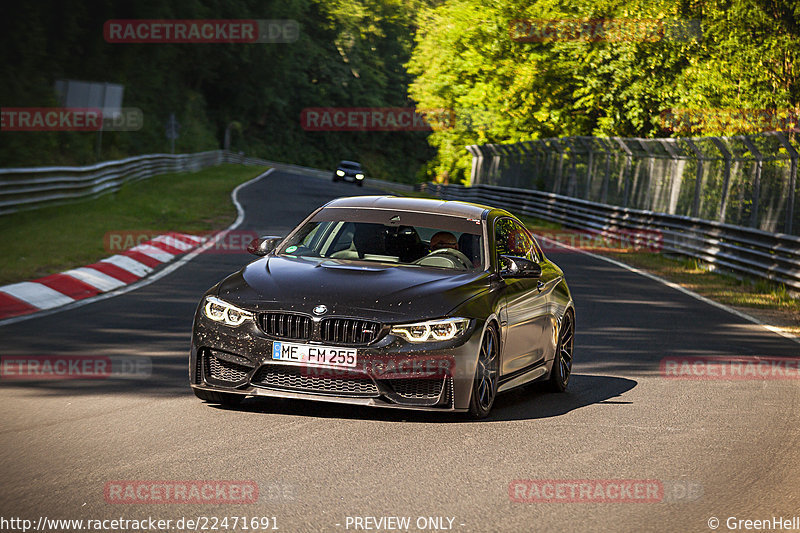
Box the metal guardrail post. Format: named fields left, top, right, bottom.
left=466, top=145, right=483, bottom=185
left=612, top=137, right=633, bottom=207
left=478, top=145, right=494, bottom=185
left=708, top=136, right=733, bottom=224
left=739, top=136, right=763, bottom=228
left=771, top=132, right=798, bottom=234
left=601, top=150, right=612, bottom=204
left=683, top=138, right=706, bottom=218
left=576, top=137, right=595, bottom=199
left=485, top=144, right=501, bottom=185
left=550, top=139, right=566, bottom=194
left=563, top=138, right=579, bottom=197
left=635, top=139, right=655, bottom=210
left=656, top=138, right=683, bottom=215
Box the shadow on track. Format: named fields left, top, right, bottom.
left=206, top=373, right=637, bottom=424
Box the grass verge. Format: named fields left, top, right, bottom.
left=0, top=164, right=265, bottom=285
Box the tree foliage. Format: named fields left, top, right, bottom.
left=407, top=0, right=800, bottom=183
left=0, top=0, right=434, bottom=182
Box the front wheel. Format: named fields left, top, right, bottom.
left=547, top=310, right=574, bottom=392
left=469, top=325, right=499, bottom=418
left=193, top=388, right=245, bottom=407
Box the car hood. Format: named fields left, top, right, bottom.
left=216, top=255, right=490, bottom=322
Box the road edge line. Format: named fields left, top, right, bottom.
left=549, top=239, right=800, bottom=346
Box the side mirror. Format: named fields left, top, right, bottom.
left=247, top=236, right=283, bottom=256
left=499, top=255, right=542, bottom=279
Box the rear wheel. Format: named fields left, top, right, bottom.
left=193, top=388, right=245, bottom=407
left=468, top=325, right=499, bottom=419
left=547, top=310, right=574, bottom=392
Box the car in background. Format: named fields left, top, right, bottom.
left=190, top=196, right=575, bottom=418
left=333, top=160, right=365, bottom=186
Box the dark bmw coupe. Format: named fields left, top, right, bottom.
left=190, top=196, right=574, bottom=418
left=332, top=160, right=365, bottom=186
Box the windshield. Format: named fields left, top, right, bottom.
left=279, top=217, right=484, bottom=271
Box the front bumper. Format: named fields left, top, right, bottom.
left=190, top=311, right=484, bottom=412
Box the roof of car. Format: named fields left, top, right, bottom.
left=323, top=195, right=495, bottom=219
left=338, top=160, right=361, bottom=166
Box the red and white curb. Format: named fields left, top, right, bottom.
left=0, top=232, right=206, bottom=319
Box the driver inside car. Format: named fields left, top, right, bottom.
left=429, top=231, right=459, bottom=251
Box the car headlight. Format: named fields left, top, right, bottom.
left=355, top=173, right=365, bottom=180
left=203, top=296, right=254, bottom=327
left=391, top=317, right=470, bottom=343
left=336, top=169, right=345, bottom=176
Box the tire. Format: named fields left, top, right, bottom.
left=547, top=310, right=574, bottom=392
left=332, top=176, right=339, bottom=182
left=356, top=180, right=364, bottom=187
left=193, top=388, right=245, bottom=407
left=468, top=325, right=499, bottom=419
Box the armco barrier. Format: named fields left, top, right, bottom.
left=0, top=150, right=275, bottom=216
left=423, top=183, right=800, bottom=291
left=0, top=151, right=411, bottom=216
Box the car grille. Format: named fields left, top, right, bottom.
left=385, top=377, right=446, bottom=399
left=206, top=351, right=251, bottom=383
left=251, top=364, right=379, bottom=397
left=259, top=313, right=312, bottom=341
left=320, top=318, right=380, bottom=345
left=194, top=351, right=203, bottom=383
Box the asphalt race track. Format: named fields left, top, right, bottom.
left=1, top=170, right=799, bottom=533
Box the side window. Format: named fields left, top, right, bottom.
left=495, top=218, right=534, bottom=261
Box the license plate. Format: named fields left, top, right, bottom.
left=271, top=341, right=357, bottom=368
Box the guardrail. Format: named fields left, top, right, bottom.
left=0, top=151, right=412, bottom=216
left=466, top=132, right=800, bottom=236
left=423, top=182, right=800, bottom=291
left=0, top=150, right=271, bottom=216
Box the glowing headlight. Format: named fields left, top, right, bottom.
left=391, top=317, right=470, bottom=343
left=203, top=296, right=254, bottom=327
left=336, top=169, right=345, bottom=176
left=355, top=173, right=365, bottom=180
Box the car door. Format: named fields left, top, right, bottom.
left=495, top=217, right=553, bottom=376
